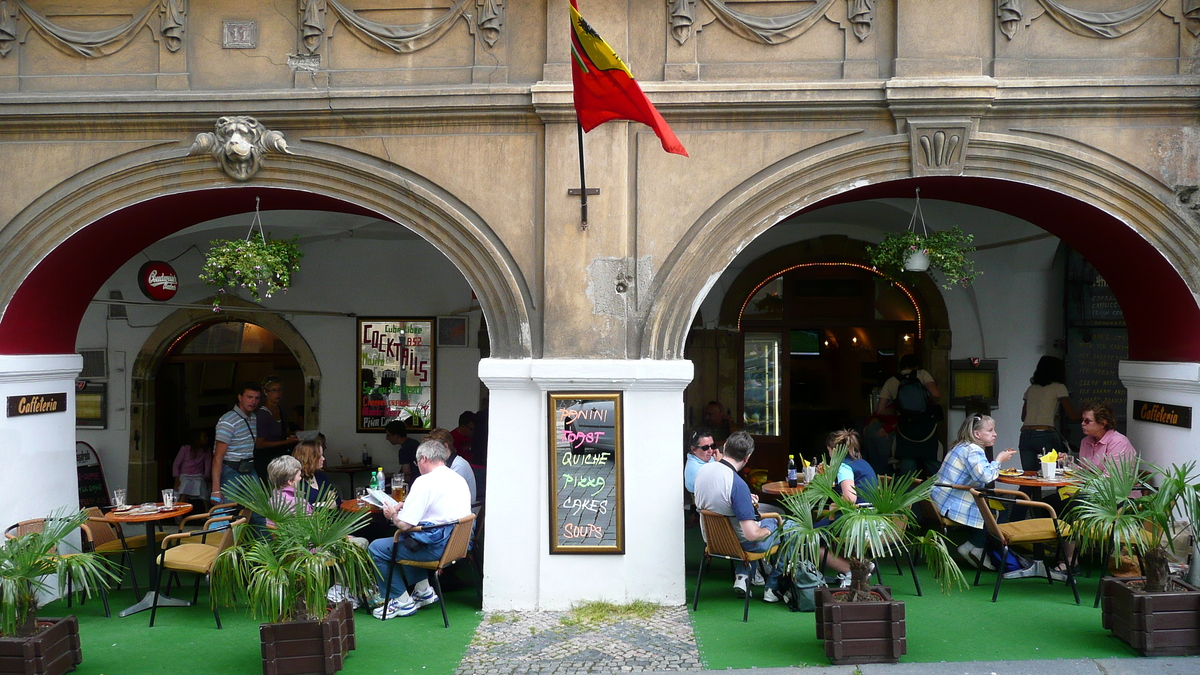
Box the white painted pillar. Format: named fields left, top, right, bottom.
left=479, top=358, right=693, bottom=611
left=0, top=354, right=83, bottom=532
left=1119, top=361, right=1200, bottom=470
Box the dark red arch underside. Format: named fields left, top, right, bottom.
left=0, top=187, right=376, bottom=355
left=807, top=176, right=1200, bottom=362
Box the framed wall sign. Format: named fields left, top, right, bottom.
left=358, top=317, right=435, bottom=432
left=548, top=392, right=624, bottom=554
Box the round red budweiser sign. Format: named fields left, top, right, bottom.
left=138, top=261, right=179, bottom=301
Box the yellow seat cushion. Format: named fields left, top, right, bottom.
left=705, top=544, right=778, bottom=562
left=158, top=543, right=219, bottom=574
left=998, top=518, right=1069, bottom=545
left=93, top=531, right=169, bottom=553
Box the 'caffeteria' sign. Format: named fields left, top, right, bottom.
left=7, top=393, right=67, bottom=417
left=1133, top=399, right=1192, bottom=429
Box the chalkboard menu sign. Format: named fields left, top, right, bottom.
left=1065, top=249, right=1127, bottom=437
left=548, top=392, right=624, bottom=554
left=75, top=441, right=110, bottom=509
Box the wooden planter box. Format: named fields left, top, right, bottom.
left=815, top=585, right=905, bottom=665
left=260, top=601, right=356, bottom=675
left=1101, top=576, right=1200, bottom=656
left=0, top=616, right=82, bottom=675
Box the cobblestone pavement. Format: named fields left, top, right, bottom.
left=457, top=605, right=702, bottom=675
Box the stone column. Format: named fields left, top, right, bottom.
left=1119, top=361, right=1200, bottom=470
left=480, top=358, right=692, bottom=610
left=0, top=354, right=83, bottom=532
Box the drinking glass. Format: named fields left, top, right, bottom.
left=355, top=487, right=369, bottom=508
left=803, top=466, right=817, bottom=483
left=161, top=489, right=176, bottom=508
left=111, top=488, right=127, bottom=508
left=391, top=475, right=407, bottom=502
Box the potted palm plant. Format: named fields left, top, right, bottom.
left=0, top=507, right=119, bottom=675
left=776, top=448, right=966, bottom=665
left=1067, top=457, right=1200, bottom=656
left=213, top=480, right=377, bottom=675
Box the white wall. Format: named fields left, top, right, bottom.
left=75, top=217, right=482, bottom=489
left=0, top=355, right=83, bottom=531
left=480, top=358, right=693, bottom=611
left=1120, top=361, right=1200, bottom=470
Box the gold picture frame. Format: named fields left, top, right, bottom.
left=548, top=392, right=624, bottom=554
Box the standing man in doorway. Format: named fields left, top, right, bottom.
left=254, top=375, right=298, bottom=481
left=450, top=411, right=475, bottom=463
left=876, top=354, right=942, bottom=477
left=212, top=382, right=263, bottom=503
left=385, top=420, right=420, bottom=482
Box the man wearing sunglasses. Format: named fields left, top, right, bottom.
left=685, top=428, right=720, bottom=494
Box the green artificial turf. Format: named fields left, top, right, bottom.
left=37, top=573, right=482, bottom=675
left=684, top=525, right=1141, bottom=669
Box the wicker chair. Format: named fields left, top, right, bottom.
left=149, top=515, right=245, bottom=628
left=693, top=510, right=782, bottom=622
left=970, top=487, right=1079, bottom=604
left=4, top=518, right=110, bottom=617
left=382, top=513, right=480, bottom=627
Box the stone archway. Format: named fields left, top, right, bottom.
left=0, top=141, right=537, bottom=359
left=125, top=298, right=320, bottom=502
left=641, top=135, right=1200, bottom=363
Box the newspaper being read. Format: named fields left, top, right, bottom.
left=361, top=488, right=400, bottom=510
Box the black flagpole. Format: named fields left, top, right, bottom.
left=576, top=121, right=589, bottom=228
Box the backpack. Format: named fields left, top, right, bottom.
left=894, top=370, right=932, bottom=420
left=779, top=560, right=827, bottom=612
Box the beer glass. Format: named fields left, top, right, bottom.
left=391, top=475, right=407, bottom=502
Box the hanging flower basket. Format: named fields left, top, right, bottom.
left=866, top=190, right=978, bottom=288
left=199, top=200, right=303, bottom=310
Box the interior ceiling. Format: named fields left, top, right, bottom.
left=159, top=209, right=420, bottom=244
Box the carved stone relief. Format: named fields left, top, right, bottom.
left=323, top=0, right=501, bottom=54
left=908, top=121, right=972, bottom=177
left=1175, top=185, right=1200, bottom=222
left=847, top=0, right=874, bottom=41
left=996, top=0, right=1169, bottom=40
left=189, top=117, right=291, bottom=182
left=0, top=0, right=186, bottom=58
left=477, top=0, right=504, bottom=48
left=0, top=2, right=16, bottom=57
left=299, top=0, right=325, bottom=55
left=1186, top=0, right=1200, bottom=37
left=668, top=0, right=844, bottom=45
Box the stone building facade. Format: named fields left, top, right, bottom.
left=0, top=0, right=1197, bottom=609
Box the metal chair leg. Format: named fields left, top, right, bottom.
left=742, top=560, right=754, bottom=623
left=99, top=585, right=110, bottom=618
left=149, top=559, right=166, bottom=627
left=193, top=575, right=203, bottom=604
left=382, top=541, right=399, bottom=620
left=431, top=570, right=449, bottom=628
left=692, top=554, right=710, bottom=611
left=907, top=549, right=922, bottom=596
left=991, top=544, right=1007, bottom=603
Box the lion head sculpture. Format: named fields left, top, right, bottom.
left=189, top=116, right=291, bottom=181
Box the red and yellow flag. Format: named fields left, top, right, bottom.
left=570, top=1, right=687, bottom=157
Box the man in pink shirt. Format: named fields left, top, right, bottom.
left=1079, top=402, right=1137, bottom=468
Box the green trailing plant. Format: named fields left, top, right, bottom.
left=867, top=227, right=978, bottom=289
left=199, top=234, right=303, bottom=310
left=0, top=507, right=120, bottom=638
left=1065, top=457, right=1199, bottom=594
left=776, top=447, right=966, bottom=602
left=211, top=480, right=376, bottom=623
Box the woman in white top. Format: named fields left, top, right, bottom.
left=1019, top=356, right=1079, bottom=472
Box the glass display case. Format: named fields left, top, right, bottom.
left=743, top=332, right=780, bottom=436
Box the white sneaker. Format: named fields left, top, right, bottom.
left=763, top=587, right=782, bottom=603
left=372, top=597, right=418, bottom=620
left=326, top=584, right=360, bottom=610
left=751, top=568, right=765, bottom=586
left=413, top=586, right=439, bottom=609
left=1003, top=560, right=1044, bottom=580
left=732, top=574, right=750, bottom=598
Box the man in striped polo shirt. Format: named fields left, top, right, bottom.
left=211, top=382, right=263, bottom=503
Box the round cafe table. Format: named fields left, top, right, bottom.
left=102, top=502, right=193, bottom=618
left=759, top=480, right=807, bottom=497
left=996, top=470, right=1079, bottom=489
left=339, top=499, right=380, bottom=514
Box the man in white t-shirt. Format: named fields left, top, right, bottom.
left=369, top=440, right=471, bottom=619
